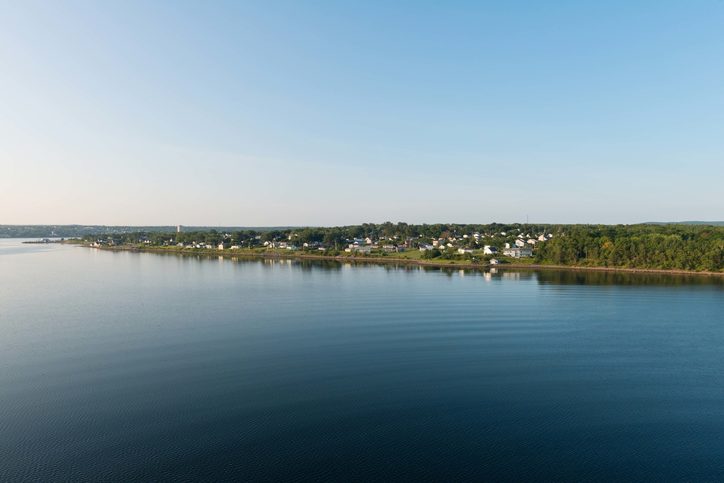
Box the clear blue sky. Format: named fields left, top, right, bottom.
left=1, top=1, right=722, bottom=226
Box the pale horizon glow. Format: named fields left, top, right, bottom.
left=1, top=1, right=723, bottom=226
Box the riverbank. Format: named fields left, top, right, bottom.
left=80, top=244, right=724, bottom=277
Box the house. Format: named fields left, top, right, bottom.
left=457, top=248, right=473, bottom=255
left=217, top=243, right=224, bottom=250
left=538, top=234, right=547, bottom=241
left=503, top=246, right=533, bottom=258
left=419, top=244, right=435, bottom=251
left=489, top=258, right=499, bottom=265
left=515, top=239, right=526, bottom=247
left=483, top=245, right=498, bottom=255
left=527, top=239, right=537, bottom=245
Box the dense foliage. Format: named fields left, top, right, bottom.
left=534, top=225, right=723, bottom=271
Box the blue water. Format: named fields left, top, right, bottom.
left=1, top=239, right=723, bottom=481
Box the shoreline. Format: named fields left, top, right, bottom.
left=81, top=244, right=724, bottom=277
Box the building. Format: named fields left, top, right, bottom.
left=503, top=246, right=533, bottom=258
left=483, top=245, right=498, bottom=255
left=177, top=225, right=182, bottom=233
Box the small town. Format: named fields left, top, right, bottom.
left=86, top=224, right=558, bottom=265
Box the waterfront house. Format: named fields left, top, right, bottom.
left=483, top=246, right=498, bottom=255
left=503, top=246, right=533, bottom=258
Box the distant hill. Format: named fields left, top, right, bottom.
left=645, top=221, right=724, bottom=226
left=0, top=225, right=296, bottom=238
left=3, top=222, right=724, bottom=238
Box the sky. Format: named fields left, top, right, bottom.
left=1, top=1, right=723, bottom=226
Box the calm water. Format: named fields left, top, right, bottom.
left=1, top=239, right=723, bottom=481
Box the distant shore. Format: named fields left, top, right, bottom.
left=80, top=244, right=724, bottom=277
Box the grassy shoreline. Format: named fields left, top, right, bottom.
left=79, top=243, right=724, bottom=277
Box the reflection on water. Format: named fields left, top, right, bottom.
left=536, top=267, right=724, bottom=286
left=161, top=252, right=723, bottom=286
left=89, top=247, right=724, bottom=287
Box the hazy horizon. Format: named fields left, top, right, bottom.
left=3, top=220, right=724, bottom=230
left=2, top=1, right=723, bottom=225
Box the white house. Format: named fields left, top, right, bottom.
left=457, top=248, right=473, bottom=255
left=515, top=239, right=526, bottom=247
left=483, top=245, right=498, bottom=255
left=503, top=246, right=533, bottom=258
